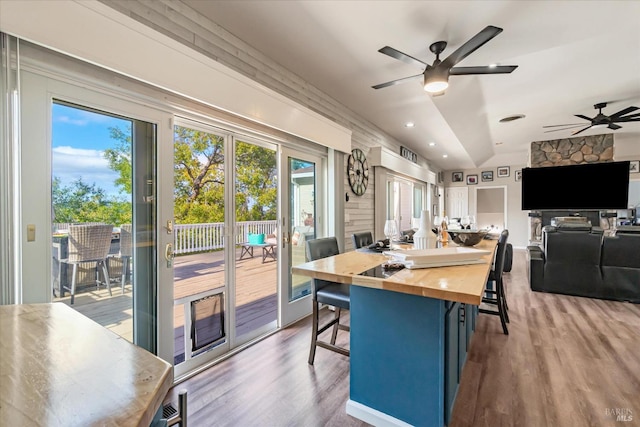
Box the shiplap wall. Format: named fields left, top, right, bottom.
left=101, top=0, right=431, bottom=249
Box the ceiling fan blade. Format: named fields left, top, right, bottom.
left=572, top=125, right=593, bottom=136
left=543, top=125, right=586, bottom=132
left=542, top=123, right=585, bottom=128
left=575, top=114, right=593, bottom=121
left=449, top=65, right=517, bottom=75
left=608, top=123, right=622, bottom=130
left=441, top=25, right=503, bottom=69
left=378, top=46, right=426, bottom=69
left=544, top=127, right=582, bottom=133
left=372, top=74, right=422, bottom=89
left=615, top=116, right=640, bottom=122
left=609, top=106, right=639, bottom=119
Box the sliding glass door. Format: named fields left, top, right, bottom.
left=171, top=120, right=280, bottom=377
left=279, top=148, right=322, bottom=326
left=21, top=70, right=173, bottom=360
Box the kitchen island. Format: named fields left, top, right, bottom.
left=292, top=240, right=496, bottom=426
left=0, top=303, right=173, bottom=426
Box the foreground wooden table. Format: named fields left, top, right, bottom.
left=0, top=303, right=173, bottom=427
left=293, top=240, right=497, bottom=427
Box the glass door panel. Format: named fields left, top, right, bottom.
left=172, top=123, right=228, bottom=368
left=234, top=138, right=278, bottom=342
left=50, top=100, right=157, bottom=351
left=289, top=157, right=315, bottom=301
left=279, top=149, right=320, bottom=326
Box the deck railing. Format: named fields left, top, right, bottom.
left=174, top=220, right=277, bottom=255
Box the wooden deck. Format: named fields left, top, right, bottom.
left=53, top=247, right=280, bottom=362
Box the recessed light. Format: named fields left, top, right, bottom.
left=428, top=142, right=436, bottom=147
left=442, top=154, right=448, bottom=158
left=499, top=114, right=525, bottom=123
left=405, top=122, right=415, bottom=128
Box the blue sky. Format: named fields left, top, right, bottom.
left=52, top=103, right=131, bottom=197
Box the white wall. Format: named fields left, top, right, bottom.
left=445, top=165, right=529, bottom=248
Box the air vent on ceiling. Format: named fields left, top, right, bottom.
left=499, top=114, right=525, bottom=123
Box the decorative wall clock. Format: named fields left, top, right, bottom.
left=347, top=148, right=369, bottom=196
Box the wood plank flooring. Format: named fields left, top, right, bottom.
left=163, top=249, right=640, bottom=427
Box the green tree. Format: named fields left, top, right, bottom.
left=101, top=125, right=278, bottom=225
left=174, top=126, right=225, bottom=223
left=235, top=141, right=277, bottom=221
left=52, top=177, right=131, bottom=226
left=103, top=126, right=132, bottom=194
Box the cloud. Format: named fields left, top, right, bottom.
left=54, top=115, right=89, bottom=126
left=52, top=146, right=121, bottom=195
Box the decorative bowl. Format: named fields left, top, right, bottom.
left=447, top=230, right=488, bottom=246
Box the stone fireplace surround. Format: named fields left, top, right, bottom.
left=528, top=134, right=615, bottom=242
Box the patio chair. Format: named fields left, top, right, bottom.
left=61, top=224, right=114, bottom=304
left=116, top=224, right=133, bottom=293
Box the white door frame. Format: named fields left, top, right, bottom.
left=20, top=70, right=175, bottom=364
left=278, top=147, right=324, bottom=327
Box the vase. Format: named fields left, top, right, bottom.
left=413, top=209, right=431, bottom=250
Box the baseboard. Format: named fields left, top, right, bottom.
left=345, top=400, right=412, bottom=427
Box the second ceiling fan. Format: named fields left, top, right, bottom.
left=372, top=25, right=518, bottom=94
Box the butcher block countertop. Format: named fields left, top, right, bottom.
left=0, top=303, right=172, bottom=427
left=292, top=239, right=497, bottom=305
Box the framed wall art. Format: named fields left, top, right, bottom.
left=452, top=171, right=463, bottom=182
left=467, top=174, right=478, bottom=185
left=481, top=171, right=493, bottom=182
left=497, top=166, right=510, bottom=178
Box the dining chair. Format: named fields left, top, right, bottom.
left=305, top=237, right=350, bottom=365
left=61, top=224, right=114, bottom=304
left=479, top=229, right=510, bottom=334
left=351, top=231, right=373, bottom=249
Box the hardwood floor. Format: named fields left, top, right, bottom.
left=163, top=249, right=640, bottom=427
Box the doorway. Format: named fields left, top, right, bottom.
left=474, top=186, right=508, bottom=232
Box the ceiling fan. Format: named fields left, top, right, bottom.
left=372, top=25, right=518, bottom=94
left=543, top=103, right=640, bottom=136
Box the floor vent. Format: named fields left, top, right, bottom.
left=162, top=403, right=178, bottom=420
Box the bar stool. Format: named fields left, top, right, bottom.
left=305, top=237, right=350, bottom=365
left=479, top=229, right=510, bottom=334
left=351, top=231, right=373, bottom=249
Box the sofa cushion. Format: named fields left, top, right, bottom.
left=542, top=228, right=604, bottom=297
left=601, top=234, right=640, bottom=303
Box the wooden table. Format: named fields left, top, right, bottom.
left=292, top=240, right=497, bottom=427
left=0, top=303, right=173, bottom=427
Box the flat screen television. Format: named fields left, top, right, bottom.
left=521, top=161, right=630, bottom=210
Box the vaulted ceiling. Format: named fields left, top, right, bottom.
left=183, top=1, right=640, bottom=170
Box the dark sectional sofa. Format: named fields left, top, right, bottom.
left=527, top=224, right=640, bottom=303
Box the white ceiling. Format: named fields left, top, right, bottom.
left=183, top=0, right=640, bottom=170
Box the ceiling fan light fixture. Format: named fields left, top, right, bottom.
left=424, top=75, right=449, bottom=93
left=424, top=68, right=449, bottom=93
left=591, top=123, right=608, bottom=130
